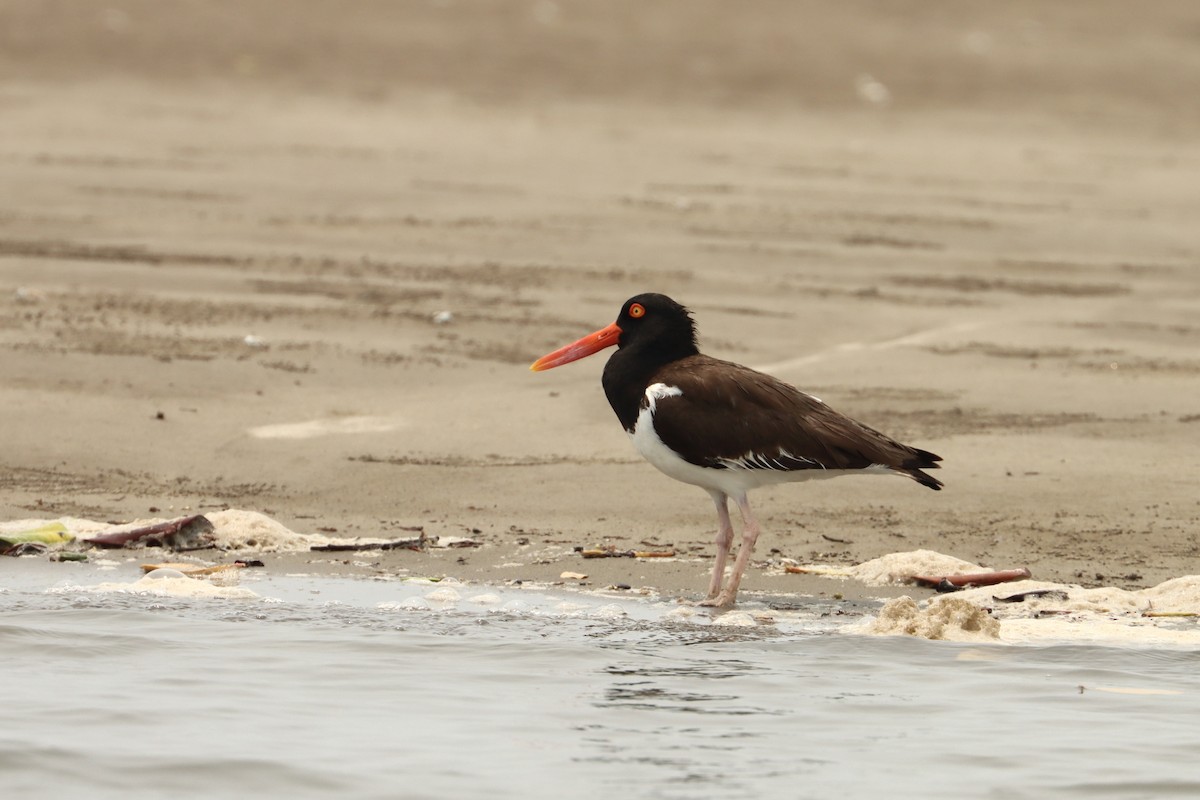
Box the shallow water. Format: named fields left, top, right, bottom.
left=3, top=564, right=1200, bottom=800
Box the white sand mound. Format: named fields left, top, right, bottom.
left=204, top=509, right=332, bottom=552
left=847, top=550, right=987, bottom=586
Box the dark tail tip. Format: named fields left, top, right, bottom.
left=910, top=469, right=944, bottom=491
left=912, top=447, right=943, bottom=466
left=905, top=448, right=943, bottom=490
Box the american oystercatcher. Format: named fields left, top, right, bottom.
left=531, top=293, right=943, bottom=607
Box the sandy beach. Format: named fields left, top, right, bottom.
left=2, top=1, right=1199, bottom=603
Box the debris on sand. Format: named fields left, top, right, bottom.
left=577, top=545, right=676, bottom=559
left=84, top=515, right=215, bottom=550
left=5, top=542, right=51, bottom=557
left=994, top=588, right=1069, bottom=603
left=1, top=522, right=75, bottom=549
left=911, top=568, right=1032, bottom=591
left=311, top=533, right=427, bottom=552
left=2, top=510, right=463, bottom=556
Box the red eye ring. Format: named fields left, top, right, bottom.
left=629, top=303, right=646, bottom=318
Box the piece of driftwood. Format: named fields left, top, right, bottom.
left=84, top=515, right=215, bottom=550
left=311, top=534, right=427, bottom=552
left=579, top=547, right=676, bottom=559
left=994, top=588, right=1069, bottom=603
left=911, top=568, right=1031, bottom=589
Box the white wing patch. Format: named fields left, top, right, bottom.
left=717, top=449, right=824, bottom=471
left=643, top=382, right=683, bottom=413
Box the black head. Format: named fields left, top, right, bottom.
left=529, top=292, right=701, bottom=431
left=529, top=292, right=699, bottom=375
left=613, top=293, right=699, bottom=359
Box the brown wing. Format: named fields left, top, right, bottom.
left=648, top=355, right=943, bottom=489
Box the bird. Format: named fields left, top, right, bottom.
left=530, top=293, right=942, bottom=607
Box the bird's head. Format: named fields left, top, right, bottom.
left=530, top=293, right=698, bottom=372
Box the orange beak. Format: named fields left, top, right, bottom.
left=529, top=322, right=622, bottom=371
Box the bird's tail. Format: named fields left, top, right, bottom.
left=903, top=447, right=943, bottom=491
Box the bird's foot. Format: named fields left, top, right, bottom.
left=696, top=592, right=736, bottom=609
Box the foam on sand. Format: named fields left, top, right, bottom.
left=856, top=574, right=1200, bottom=647
left=203, top=509, right=331, bottom=551
left=788, top=549, right=1200, bottom=647
left=51, top=568, right=261, bottom=600
left=863, top=596, right=1001, bottom=642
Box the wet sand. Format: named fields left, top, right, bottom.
left=2, top=1, right=1199, bottom=603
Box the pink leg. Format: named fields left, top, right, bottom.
left=706, top=493, right=760, bottom=607
left=702, top=491, right=733, bottom=602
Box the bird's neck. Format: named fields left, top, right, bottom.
left=602, top=339, right=698, bottom=431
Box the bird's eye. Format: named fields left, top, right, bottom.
left=629, top=303, right=646, bottom=318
